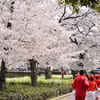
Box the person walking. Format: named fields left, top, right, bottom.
left=61, top=70, right=65, bottom=79
left=86, top=74, right=98, bottom=100
left=72, top=74, right=80, bottom=100
left=72, top=70, right=89, bottom=100
left=94, top=74, right=100, bottom=99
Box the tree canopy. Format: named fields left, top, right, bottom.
left=59, top=6, right=100, bottom=70
left=0, top=0, right=99, bottom=70
left=0, top=0, right=75, bottom=70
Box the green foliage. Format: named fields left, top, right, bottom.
left=52, top=68, right=60, bottom=71
left=1, top=75, right=73, bottom=100
left=58, top=0, right=100, bottom=13
left=1, top=84, right=71, bottom=100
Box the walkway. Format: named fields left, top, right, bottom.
left=50, top=93, right=72, bottom=100
left=50, top=92, right=88, bottom=100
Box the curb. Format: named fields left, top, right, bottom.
left=50, top=92, right=72, bottom=100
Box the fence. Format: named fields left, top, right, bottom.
left=6, top=71, right=62, bottom=78
left=6, top=71, right=31, bottom=78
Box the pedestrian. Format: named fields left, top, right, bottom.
left=86, top=74, right=98, bottom=100
left=72, top=74, right=80, bottom=100
left=61, top=70, right=65, bottom=79
left=72, top=70, right=89, bottom=100
left=94, top=74, right=100, bottom=99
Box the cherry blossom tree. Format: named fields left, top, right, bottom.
left=0, top=0, right=99, bottom=84
left=59, top=6, right=100, bottom=73
left=0, top=0, right=76, bottom=69
left=0, top=0, right=75, bottom=86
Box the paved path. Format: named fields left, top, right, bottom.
left=50, top=93, right=72, bottom=100
left=50, top=93, right=88, bottom=100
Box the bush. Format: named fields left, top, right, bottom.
left=0, top=84, right=72, bottom=100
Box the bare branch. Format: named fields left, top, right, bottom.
left=58, top=6, right=66, bottom=23
left=63, top=9, right=92, bottom=20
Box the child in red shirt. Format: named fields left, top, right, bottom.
left=94, top=74, right=100, bottom=99
left=86, top=74, right=98, bottom=100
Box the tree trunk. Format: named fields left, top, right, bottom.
left=84, top=70, right=89, bottom=79
left=0, top=60, right=7, bottom=91
left=45, top=67, right=52, bottom=79
left=71, top=70, right=78, bottom=79
left=29, top=59, right=38, bottom=87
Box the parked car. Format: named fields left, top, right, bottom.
left=87, top=68, right=100, bottom=75
left=16, top=66, right=29, bottom=71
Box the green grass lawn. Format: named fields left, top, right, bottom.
left=6, top=74, right=72, bottom=85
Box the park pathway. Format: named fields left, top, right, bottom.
left=50, top=92, right=89, bottom=100
left=50, top=92, right=72, bottom=100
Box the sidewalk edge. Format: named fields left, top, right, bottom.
left=50, top=92, right=72, bottom=100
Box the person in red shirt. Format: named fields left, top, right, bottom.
left=94, top=74, right=100, bottom=99
left=86, top=74, right=98, bottom=100
left=94, top=74, right=100, bottom=87
left=72, top=74, right=80, bottom=100
left=72, top=70, right=89, bottom=100
left=61, top=71, right=65, bottom=79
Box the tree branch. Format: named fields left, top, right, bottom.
left=58, top=6, right=66, bottom=23
left=63, top=9, right=91, bottom=20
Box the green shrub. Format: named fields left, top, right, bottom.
left=52, top=69, right=60, bottom=71
left=1, top=84, right=71, bottom=100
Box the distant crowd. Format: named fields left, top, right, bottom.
left=72, top=70, right=100, bottom=100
